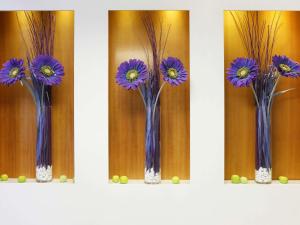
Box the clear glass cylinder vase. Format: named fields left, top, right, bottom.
left=144, top=103, right=161, bottom=184
left=36, top=104, right=52, bottom=182
left=255, top=101, right=272, bottom=184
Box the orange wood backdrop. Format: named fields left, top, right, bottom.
left=0, top=11, right=74, bottom=178
left=109, top=11, right=190, bottom=179
left=225, top=11, right=300, bottom=180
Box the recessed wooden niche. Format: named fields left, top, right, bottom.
left=0, top=11, right=74, bottom=179
left=109, top=10, right=190, bottom=180
left=225, top=11, right=300, bottom=180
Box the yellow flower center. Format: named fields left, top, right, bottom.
left=237, top=67, right=249, bottom=78
left=279, top=64, right=291, bottom=72
left=9, top=67, right=19, bottom=78
left=41, top=65, right=55, bottom=77
left=167, top=68, right=178, bottom=79
left=126, top=69, right=139, bottom=82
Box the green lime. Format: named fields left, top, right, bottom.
left=231, top=175, right=240, bottom=184
left=112, top=175, right=120, bottom=183
left=240, top=176, right=248, bottom=184
left=120, top=176, right=128, bottom=184
left=18, top=176, right=26, bottom=183
left=279, top=176, right=288, bottom=184
left=1, top=174, right=8, bottom=181
left=59, top=175, right=68, bottom=183
left=171, top=176, right=180, bottom=184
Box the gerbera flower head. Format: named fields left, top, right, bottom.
left=0, top=58, right=25, bottom=85
left=226, top=57, right=258, bottom=87
left=160, top=57, right=188, bottom=86
left=272, top=55, right=300, bottom=78
left=116, top=59, right=148, bottom=90
left=30, top=55, right=64, bottom=86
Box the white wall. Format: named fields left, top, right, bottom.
left=1, top=0, right=300, bottom=225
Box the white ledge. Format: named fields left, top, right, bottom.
left=109, top=179, right=190, bottom=184
left=224, top=180, right=300, bottom=185
left=0, top=178, right=74, bottom=184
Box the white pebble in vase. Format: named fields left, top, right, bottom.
left=255, top=167, right=272, bottom=184
left=36, top=165, right=52, bottom=182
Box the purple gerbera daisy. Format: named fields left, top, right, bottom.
left=272, top=55, right=300, bottom=78
left=30, top=55, right=64, bottom=86
left=226, top=57, right=258, bottom=87
left=116, top=59, right=148, bottom=90
left=0, top=58, right=25, bottom=85
left=160, top=57, right=188, bottom=86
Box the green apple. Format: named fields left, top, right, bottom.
left=18, top=176, right=26, bottom=183
left=240, top=176, right=248, bottom=184
left=59, top=175, right=68, bottom=183
left=171, top=176, right=180, bottom=184
left=119, top=176, right=128, bottom=184
left=231, top=175, right=240, bottom=184
left=1, top=174, right=8, bottom=181
left=112, top=175, right=120, bottom=183
left=279, top=176, right=288, bottom=184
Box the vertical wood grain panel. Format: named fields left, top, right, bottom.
left=225, top=11, right=300, bottom=179
left=52, top=11, right=74, bottom=179
left=0, top=11, right=74, bottom=179
left=109, top=11, right=190, bottom=180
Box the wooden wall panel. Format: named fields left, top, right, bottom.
left=225, top=11, right=300, bottom=179
left=0, top=11, right=74, bottom=179
left=109, top=11, right=190, bottom=179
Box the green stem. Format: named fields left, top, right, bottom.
left=250, top=83, right=259, bottom=106
left=268, top=76, right=280, bottom=113
left=152, top=81, right=166, bottom=122
left=21, top=78, right=36, bottom=104
left=138, top=87, right=146, bottom=109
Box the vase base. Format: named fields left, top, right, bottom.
left=36, top=165, right=52, bottom=182
left=255, top=167, right=272, bottom=184
left=145, top=168, right=161, bottom=184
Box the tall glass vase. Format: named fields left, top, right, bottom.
left=255, top=97, right=272, bottom=183
left=144, top=99, right=161, bottom=184
left=35, top=102, right=52, bottom=182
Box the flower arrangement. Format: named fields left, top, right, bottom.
left=0, top=12, right=64, bottom=182
left=115, top=15, right=188, bottom=184
left=0, top=55, right=64, bottom=182
left=226, top=11, right=300, bottom=183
